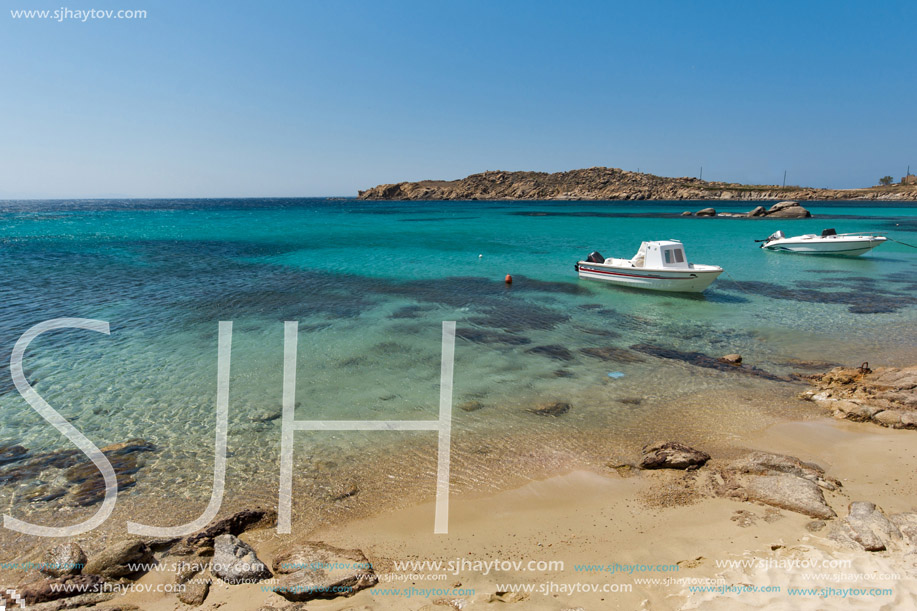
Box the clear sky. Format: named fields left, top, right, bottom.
left=1, top=0, right=915, bottom=198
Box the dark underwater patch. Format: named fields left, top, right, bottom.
left=455, top=328, right=531, bottom=346
left=629, top=344, right=786, bottom=381
left=525, top=344, right=575, bottom=361
left=722, top=280, right=914, bottom=314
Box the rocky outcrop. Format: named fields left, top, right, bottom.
left=829, top=502, right=912, bottom=552
left=358, top=167, right=917, bottom=201
left=765, top=200, right=811, bottom=218
left=175, top=557, right=211, bottom=606
left=271, top=542, right=378, bottom=602
left=715, top=451, right=837, bottom=519
left=83, top=540, right=154, bottom=579
left=39, top=543, right=86, bottom=577
left=211, top=534, right=272, bottom=584
left=742, top=474, right=836, bottom=520
left=801, top=365, right=917, bottom=429
left=17, top=574, right=111, bottom=607
left=695, top=207, right=716, bottom=217
left=639, top=441, right=710, bottom=470
left=179, top=508, right=278, bottom=554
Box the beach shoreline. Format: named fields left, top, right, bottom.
left=103, top=414, right=917, bottom=611
left=4, top=364, right=916, bottom=610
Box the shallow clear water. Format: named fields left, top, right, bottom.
left=0, top=199, right=914, bottom=531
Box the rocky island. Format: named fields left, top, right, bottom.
left=358, top=167, right=917, bottom=201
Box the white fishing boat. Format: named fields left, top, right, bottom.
left=574, top=240, right=723, bottom=293
left=759, top=229, right=886, bottom=256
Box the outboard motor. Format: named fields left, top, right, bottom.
left=585, top=251, right=605, bottom=263
left=821, top=228, right=837, bottom=237
left=757, top=230, right=785, bottom=247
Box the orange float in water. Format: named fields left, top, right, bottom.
left=505, top=274, right=513, bottom=284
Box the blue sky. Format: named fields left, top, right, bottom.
left=1, top=0, right=915, bottom=198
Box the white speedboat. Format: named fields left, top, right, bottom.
left=759, top=229, right=886, bottom=256
left=574, top=240, right=723, bottom=293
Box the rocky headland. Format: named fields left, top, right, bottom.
left=358, top=167, right=917, bottom=201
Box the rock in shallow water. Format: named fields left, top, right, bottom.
left=527, top=401, right=570, bottom=416
left=639, top=441, right=710, bottom=470
left=212, top=534, right=272, bottom=584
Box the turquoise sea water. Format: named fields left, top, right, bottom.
left=0, top=199, right=915, bottom=532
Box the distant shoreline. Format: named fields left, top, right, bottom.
left=358, top=167, right=917, bottom=202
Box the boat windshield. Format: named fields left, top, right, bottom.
left=663, top=248, right=685, bottom=265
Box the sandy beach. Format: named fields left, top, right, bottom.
left=91, top=399, right=916, bottom=611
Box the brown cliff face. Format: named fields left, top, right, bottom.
left=357, top=167, right=917, bottom=201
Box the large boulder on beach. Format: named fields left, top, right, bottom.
left=271, top=542, right=378, bottom=602
left=695, top=208, right=716, bottom=217
left=766, top=200, right=811, bottom=218
left=742, top=473, right=836, bottom=519
left=715, top=451, right=838, bottom=519
left=829, top=502, right=904, bottom=551
left=727, top=451, right=841, bottom=491
left=212, top=534, right=272, bottom=585
left=639, top=441, right=710, bottom=470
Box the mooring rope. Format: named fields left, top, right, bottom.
left=887, top=237, right=917, bottom=249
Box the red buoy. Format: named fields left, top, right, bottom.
left=505, top=274, right=513, bottom=284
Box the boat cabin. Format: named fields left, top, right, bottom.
left=633, top=240, right=689, bottom=269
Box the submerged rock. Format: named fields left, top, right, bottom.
left=630, top=344, right=785, bottom=381
left=525, top=344, right=575, bottom=361
left=718, top=354, right=742, bottom=365
left=580, top=347, right=645, bottom=363
left=639, top=441, right=710, bottom=470
left=212, top=535, right=272, bottom=585
left=0, top=443, right=28, bottom=466
left=527, top=402, right=570, bottom=417
left=457, top=400, right=485, bottom=412
left=271, top=542, right=378, bottom=602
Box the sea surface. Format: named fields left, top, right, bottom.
left=0, top=199, right=915, bottom=536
